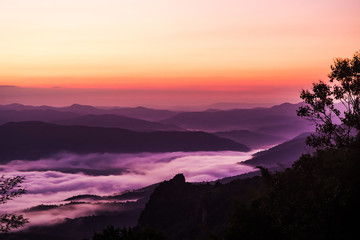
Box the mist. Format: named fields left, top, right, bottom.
left=1, top=151, right=257, bottom=226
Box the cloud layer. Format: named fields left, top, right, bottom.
left=0, top=151, right=256, bottom=226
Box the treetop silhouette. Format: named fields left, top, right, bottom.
left=297, top=51, right=360, bottom=148
left=0, top=176, right=28, bottom=232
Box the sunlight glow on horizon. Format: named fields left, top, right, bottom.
left=1, top=0, right=360, bottom=90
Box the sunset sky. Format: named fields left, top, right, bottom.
left=1, top=0, right=359, bottom=106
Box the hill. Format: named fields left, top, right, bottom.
left=0, top=109, right=79, bottom=125
left=214, top=130, right=287, bottom=149
left=255, top=120, right=314, bottom=138
left=162, top=103, right=313, bottom=138
left=0, top=103, right=178, bottom=121
left=137, top=174, right=265, bottom=240
left=53, top=114, right=182, bottom=131
left=0, top=121, right=249, bottom=161
left=243, top=132, right=311, bottom=168
left=57, top=104, right=178, bottom=121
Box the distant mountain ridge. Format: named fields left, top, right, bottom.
left=243, top=132, right=312, bottom=167
left=53, top=114, right=182, bottom=132
left=161, top=102, right=313, bottom=137
left=214, top=130, right=287, bottom=149
left=0, top=104, right=182, bottom=132
left=0, top=103, right=178, bottom=121
left=0, top=102, right=314, bottom=139
left=0, top=109, right=81, bottom=125
left=205, top=102, right=273, bottom=110
left=0, top=121, right=250, bottom=161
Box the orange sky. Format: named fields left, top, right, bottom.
left=0, top=0, right=360, bottom=104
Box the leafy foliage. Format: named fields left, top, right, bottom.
left=297, top=51, right=360, bottom=148
left=0, top=176, right=28, bottom=232
left=251, top=134, right=360, bottom=239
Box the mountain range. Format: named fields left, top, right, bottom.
left=0, top=103, right=178, bottom=121
left=161, top=103, right=314, bottom=138
left=0, top=102, right=314, bottom=147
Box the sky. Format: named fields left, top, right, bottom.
left=0, top=0, right=360, bottom=106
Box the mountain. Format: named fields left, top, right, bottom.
left=0, top=103, right=314, bottom=137
left=0, top=109, right=79, bottom=125
left=243, top=132, right=312, bottom=168
left=57, top=104, right=103, bottom=115
left=57, top=104, right=178, bottom=121
left=0, top=103, right=178, bottom=121
left=0, top=108, right=181, bottom=132
left=0, top=121, right=249, bottom=161
left=161, top=103, right=312, bottom=137
left=255, top=120, right=314, bottom=138
left=206, top=102, right=273, bottom=110
left=103, top=106, right=178, bottom=121
left=0, top=103, right=40, bottom=111
left=53, top=114, right=182, bottom=132
left=214, top=130, right=287, bottom=149
left=137, top=174, right=265, bottom=240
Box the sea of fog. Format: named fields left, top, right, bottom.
left=0, top=151, right=258, bottom=226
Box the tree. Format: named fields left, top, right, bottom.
left=0, top=176, right=28, bottom=232
left=297, top=51, right=360, bottom=148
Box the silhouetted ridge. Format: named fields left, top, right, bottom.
left=0, top=103, right=178, bottom=121
left=53, top=114, right=182, bottom=131
left=214, top=130, right=287, bottom=149
left=171, top=173, right=186, bottom=184
left=138, top=174, right=265, bottom=240
left=0, top=121, right=249, bottom=161
left=161, top=103, right=313, bottom=136
left=0, top=109, right=79, bottom=125
left=243, top=132, right=311, bottom=167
